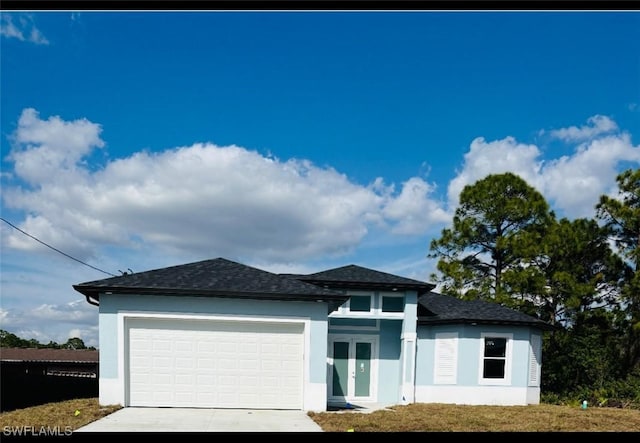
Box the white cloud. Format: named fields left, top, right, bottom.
left=87, top=145, right=385, bottom=261
left=547, top=115, right=618, bottom=142
left=542, top=133, right=640, bottom=217
left=0, top=309, right=12, bottom=326
left=447, top=136, right=544, bottom=208
left=0, top=301, right=97, bottom=328
left=0, top=300, right=99, bottom=347
left=0, top=249, right=103, bottom=347
left=2, top=214, right=111, bottom=260
left=2, top=108, right=449, bottom=267
left=32, top=300, right=97, bottom=324
left=382, top=177, right=451, bottom=235
left=0, top=14, right=49, bottom=45
left=447, top=116, right=640, bottom=219
left=9, top=108, right=105, bottom=185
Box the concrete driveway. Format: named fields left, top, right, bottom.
left=74, top=407, right=324, bottom=432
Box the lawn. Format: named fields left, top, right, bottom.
left=308, top=402, right=640, bottom=432
left=1, top=399, right=639, bottom=432
left=0, top=398, right=121, bottom=434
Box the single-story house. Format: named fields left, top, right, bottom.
left=73, top=257, right=553, bottom=412
left=0, top=348, right=99, bottom=411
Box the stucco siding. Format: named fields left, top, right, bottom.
left=377, top=320, right=403, bottom=405
left=98, top=306, right=118, bottom=379
left=98, top=293, right=329, bottom=410
left=415, top=323, right=541, bottom=406
left=414, top=385, right=535, bottom=405
left=415, top=324, right=458, bottom=386
left=401, top=291, right=417, bottom=335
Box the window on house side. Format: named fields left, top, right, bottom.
left=483, top=337, right=507, bottom=379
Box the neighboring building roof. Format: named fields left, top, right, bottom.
left=418, top=291, right=555, bottom=331
left=288, top=265, right=435, bottom=295
left=0, top=348, right=99, bottom=363
left=74, top=257, right=349, bottom=310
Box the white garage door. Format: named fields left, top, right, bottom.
left=127, top=317, right=304, bottom=409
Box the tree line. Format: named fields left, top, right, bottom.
left=428, top=168, right=640, bottom=407
left=0, top=329, right=95, bottom=350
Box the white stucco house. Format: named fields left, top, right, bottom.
left=74, top=257, right=554, bottom=412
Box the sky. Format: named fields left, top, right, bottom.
left=1, top=9, right=639, bottom=348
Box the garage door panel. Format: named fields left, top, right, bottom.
left=198, top=342, right=215, bottom=352
left=175, top=340, right=193, bottom=351
left=239, top=376, right=259, bottom=387
left=175, top=358, right=193, bottom=369
left=197, top=358, right=215, bottom=369
left=218, top=342, right=236, bottom=353
left=239, top=359, right=258, bottom=370
left=127, top=318, right=304, bottom=409
left=175, top=374, right=193, bottom=384
left=261, top=360, right=280, bottom=371
left=218, top=359, right=238, bottom=370
left=152, top=340, right=171, bottom=351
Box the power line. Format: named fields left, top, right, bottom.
left=1, top=217, right=117, bottom=277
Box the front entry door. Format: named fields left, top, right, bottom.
left=328, top=336, right=377, bottom=402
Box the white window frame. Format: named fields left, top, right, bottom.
left=328, top=318, right=380, bottom=331
left=334, top=291, right=375, bottom=316
left=478, top=332, right=512, bottom=385
left=331, top=290, right=406, bottom=319
left=379, top=291, right=405, bottom=316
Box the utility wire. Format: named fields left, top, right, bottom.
left=1, top=217, right=117, bottom=277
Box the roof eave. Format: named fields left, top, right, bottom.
left=417, top=317, right=557, bottom=331
left=74, top=285, right=350, bottom=310
left=299, top=279, right=435, bottom=295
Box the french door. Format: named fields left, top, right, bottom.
left=328, top=335, right=377, bottom=402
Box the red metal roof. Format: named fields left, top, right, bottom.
left=0, top=347, right=98, bottom=363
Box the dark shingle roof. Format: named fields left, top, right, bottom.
left=418, top=292, right=555, bottom=331
left=0, top=348, right=99, bottom=363
left=74, top=257, right=349, bottom=310
left=289, top=264, right=435, bottom=295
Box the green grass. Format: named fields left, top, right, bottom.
left=2, top=399, right=639, bottom=432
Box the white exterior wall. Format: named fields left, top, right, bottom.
left=399, top=291, right=418, bottom=404
left=98, top=293, right=330, bottom=411
left=414, top=385, right=541, bottom=406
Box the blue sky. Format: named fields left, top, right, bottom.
left=1, top=10, right=639, bottom=347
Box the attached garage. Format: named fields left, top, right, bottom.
left=127, top=317, right=304, bottom=409
left=73, top=257, right=350, bottom=411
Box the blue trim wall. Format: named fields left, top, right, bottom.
left=378, top=320, right=403, bottom=404
left=415, top=323, right=535, bottom=388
